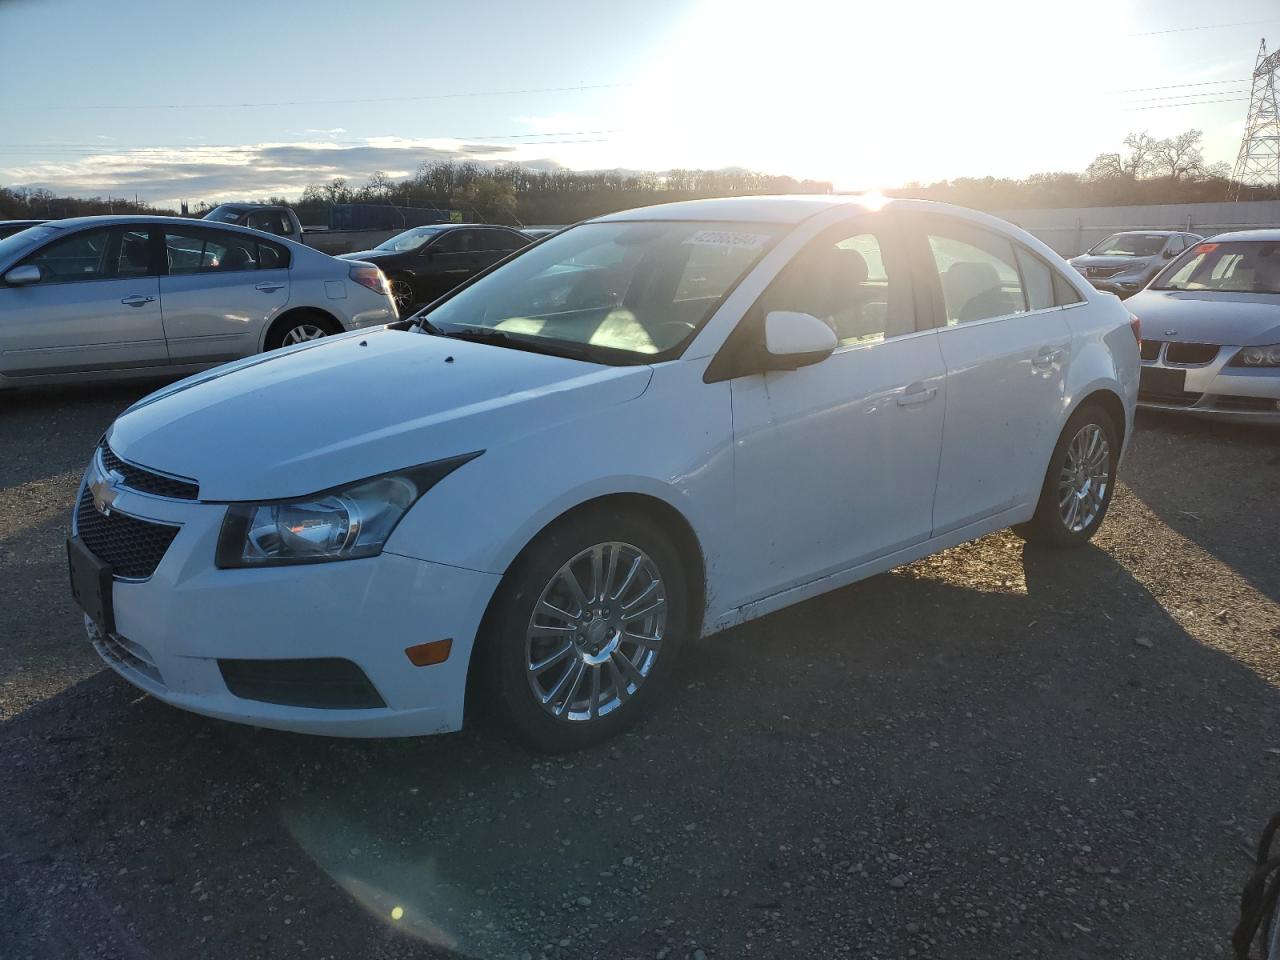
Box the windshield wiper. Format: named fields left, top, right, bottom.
left=411, top=313, right=446, bottom=336
left=436, top=325, right=599, bottom=362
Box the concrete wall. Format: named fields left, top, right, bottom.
left=995, top=200, right=1280, bottom=257
left=301, top=229, right=401, bottom=256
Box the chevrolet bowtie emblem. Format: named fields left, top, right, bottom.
left=90, top=469, right=124, bottom=516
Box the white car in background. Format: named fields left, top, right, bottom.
left=69, top=196, right=1138, bottom=752
left=0, top=215, right=396, bottom=388
left=1127, top=230, right=1280, bottom=422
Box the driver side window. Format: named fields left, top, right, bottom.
left=757, top=220, right=912, bottom=346
left=21, top=228, right=114, bottom=284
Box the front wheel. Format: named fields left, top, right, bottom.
left=478, top=510, right=689, bottom=752
left=1014, top=404, right=1119, bottom=547
left=388, top=278, right=416, bottom=314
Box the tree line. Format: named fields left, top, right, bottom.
left=3, top=128, right=1276, bottom=226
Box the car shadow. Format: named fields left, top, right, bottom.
left=1125, top=410, right=1280, bottom=605
left=3, top=530, right=1278, bottom=959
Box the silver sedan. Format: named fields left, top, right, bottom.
left=1126, top=230, right=1280, bottom=424
left=0, top=215, right=397, bottom=389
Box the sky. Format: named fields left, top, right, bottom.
left=1, top=0, right=1278, bottom=206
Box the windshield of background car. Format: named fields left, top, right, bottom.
left=205, top=205, right=248, bottom=224
left=1087, top=233, right=1166, bottom=257
left=423, top=220, right=783, bottom=360
left=1152, top=241, right=1280, bottom=294
left=375, top=227, right=444, bottom=252
left=0, top=225, right=59, bottom=266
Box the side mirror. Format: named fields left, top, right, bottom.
left=3, top=264, right=41, bottom=286
left=763, top=311, right=837, bottom=369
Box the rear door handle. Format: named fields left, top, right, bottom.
left=120, top=295, right=155, bottom=307
left=896, top=384, right=938, bottom=407
left=1033, top=346, right=1066, bottom=369
left=254, top=281, right=285, bottom=292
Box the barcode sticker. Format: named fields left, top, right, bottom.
left=683, top=230, right=771, bottom=250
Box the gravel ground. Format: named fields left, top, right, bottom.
left=2, top=382, right=1279, bottom=960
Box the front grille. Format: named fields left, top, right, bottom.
left=1213, top=395, right=1280, bottom=412
left=1140, top=390, right=1203, bottom=407
left=218, top=658, right=386, bottom=709
left=1140, top=339, right=1163, bottom=361
left=74, top=487, right=180, bottom=580
left=101, top=443, right=199, bottom=500
left=1165, top=342, right=1220, bottom=365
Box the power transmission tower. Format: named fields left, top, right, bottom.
left=1229, top=39, right=1280, bottom=200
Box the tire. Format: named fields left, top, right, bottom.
left=265, top=312, right=341, bottom=351
left=477, top=509, right=690, bottom=753
left=1014, top=403, right=1120, bottom=548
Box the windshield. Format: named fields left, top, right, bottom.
left=1087, top=233, right=1167, bottom=257
left=375, top=226, right=444, bottom=252
left=0, top=225, right=59, bottom=266
left=205, top=205, right=248, bottom=224
left=422, top=220, right=781, bottom=361
left=1152, top=240, right=1280, bottom=294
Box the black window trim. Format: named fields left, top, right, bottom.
left=11, top=223, right=163, bottom=287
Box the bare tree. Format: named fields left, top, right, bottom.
left=1150, top=129, right=1207, bottom=181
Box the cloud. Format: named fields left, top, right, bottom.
left=0, top=138, right=559, bottom=205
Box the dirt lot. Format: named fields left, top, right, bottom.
left=1, top=382, right=1279, bottom=960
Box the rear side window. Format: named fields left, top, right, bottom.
left=246, top=209, right=294, bottom=237
left=1052, top=270, right=1085, bottom=305
left=1015, top=246, right=1054, bottom=310
left=164, top=229, right=288, bottom=275
left=925, top=224, right=1027, bottom=324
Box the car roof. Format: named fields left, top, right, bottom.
left=1100, top=230, right=1185, bottom=237
left=589, top=194, right=1018, bottom=226
left=27, top=214, right=290, bottom=235
left=1202, top=229, right=1280, bottom=242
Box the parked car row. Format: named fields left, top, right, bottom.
left=66, top=195, right=1140, bottom=752
left=1067, top=228, right=1280, bottom=423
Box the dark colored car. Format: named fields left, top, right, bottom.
left=1067, top=230, right=1202, bottom=299
left=338, top=223, right=530, bottom=312
left=0, top=220, right=49, bottom=240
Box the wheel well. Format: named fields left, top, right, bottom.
left=1075, top=388, right=1127, bottom=447
left=464, top=493, right=708, bottom=709
left=264, top=307, right=341, bottom=350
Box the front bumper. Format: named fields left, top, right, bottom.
left=74, top=474, right=500, bottom=737
left=1138, top=348, right=1280, bottom=425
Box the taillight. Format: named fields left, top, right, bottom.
left=349, top=264, right=389, bottom=296
left=1128, top=312, right=1141, bottom=345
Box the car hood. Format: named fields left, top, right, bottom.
left=1125, top=289, right=1280, bottom=345
left=1069, top=255, right=1158, bottom=272
left=107, top=328, right=653, bottom=501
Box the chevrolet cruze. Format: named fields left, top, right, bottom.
left=68, top=196, right=1138, bottom=752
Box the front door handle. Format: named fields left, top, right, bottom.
left=254, top=281, right=285, bottom=293
left=1033, top=346, right=1066, bottom=369
left=120, top=295, right=155, bottom=307
left=896, top=385, right=938, bottom=407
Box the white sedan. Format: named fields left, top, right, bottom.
left=0, top=215, right=396, bottom=388
left=69, top=196, right=1138, bottom=752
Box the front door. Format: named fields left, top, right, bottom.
left=907, top=214, right=1072, bottom=535
left=0, top=225, right=167, bottom=377
left=419, top=228, right=483, bottom=300
left=159, top=226, right=290, bottom=363
left=726, top=215, right=947, bottom=608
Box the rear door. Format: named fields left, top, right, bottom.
left=158, top=226, right=290, bottom=363
left=0, top=225, right=167, bottom=377
left=906, top=214, right=1072, bottom=535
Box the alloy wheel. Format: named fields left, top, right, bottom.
left=1057, top=423, right=1111, bottom=533
left=525, top=541, right=667, bottom=722
left=281, top=323, right=328, bottom=346
left=389, top=280, right=415, bottom=313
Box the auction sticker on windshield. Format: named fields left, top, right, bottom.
left=683, top=230, right=772, bottom=249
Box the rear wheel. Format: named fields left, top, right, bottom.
left=478, top=509, right=689, bottom=752
left=1014, top=403, right=1119, bottom=547
left=266, top=312, right=340, bottom=351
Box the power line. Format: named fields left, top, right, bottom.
left=1110, top=77, right=1249, bottom=94
left=41, top=82, right=633, bottom=112
left=1123, top=17, right=1280, bottom=38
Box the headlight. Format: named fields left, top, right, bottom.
left=1230, top=344, right=1280, bottom=368
left=215, top=454, right=478, bottom=568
